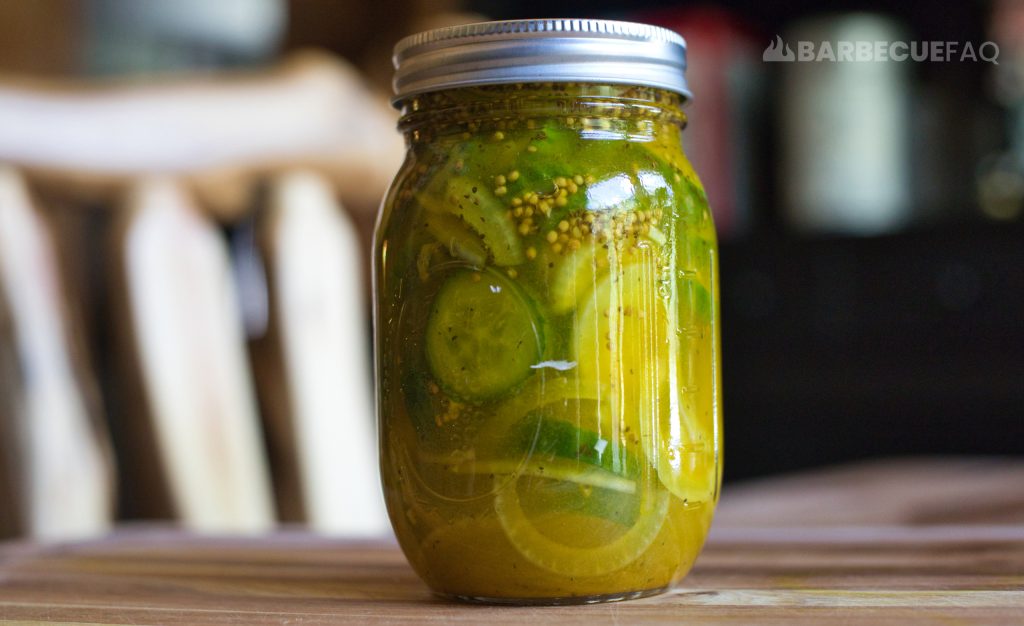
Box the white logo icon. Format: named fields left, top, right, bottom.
left=763, top=35, right=795, bottom=62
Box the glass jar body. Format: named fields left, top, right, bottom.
left=373, top=83, right=722, bottom=604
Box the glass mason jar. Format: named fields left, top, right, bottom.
left=374, top=19, right=722, bottom=604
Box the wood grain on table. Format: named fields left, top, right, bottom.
left=1, top=458, right=1022, bottom=625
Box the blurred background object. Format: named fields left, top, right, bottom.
left=980, top=0, right=1024, bottom=222
left=0, top=53, right=403, bottom=220
left=117, top=177, right=275, bottom=533
left=84, top=0, right=285, bottom=74
left=0, top=167, right=114, bottom=541
left=0, top=0, right=411, bottom=540
left=0, top=0, right=1020, bottom=541
left=780, top=14, right=911, bottom=235
left=252, top=171, right=386, bottom=536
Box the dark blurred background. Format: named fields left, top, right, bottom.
left=0, top=0, right=1020, bottom=540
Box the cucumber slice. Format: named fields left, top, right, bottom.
left=418, top=176, right=523, bottom=266
left=507, top=475, right=639, bottom=528
left=441, top=457, right=636, bottom=495
left=681, top=276, right=712, bottom=325
left=494, top=476, right=668, bottom=578
left=478, top=371, right=671, bottom=578
left=416, top=243, right=440, bottom=281
left=658, top=438, right=716, bottom=505
left=423, top=213, right=488, bottom=267
left=550, top=241, right=675, bottom=315
left=642, top=133, right=705, bottom=195
left=574, top=247, right=717, bottom=504
left=575, top=248, right=668, bottom=422
left=442, top=177, right=524, bottom=266
left=507, top=412, right=639, bottom=480
left=549, top=242, right=602, bottom=315
left=645, top=224, right=668, bottom=246
left=426, top=269, right=542, bottom=401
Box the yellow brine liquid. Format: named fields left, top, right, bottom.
left=375, top=83, right=722, bottom=603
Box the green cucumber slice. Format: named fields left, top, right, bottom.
left=681, top=276, right=712, bottom=325
left=507, top=412, right=640, bottom=480
left=422, top=213, right=488, bottom=267
left=494, top=476, right=669, bottom=578
left=441, top=457, right=636, bottom=495
left=426, top=269, right=542, bottom=401
left=549, top=242, right=602, bottom=315
left=418, top=176, right=523, bottom=266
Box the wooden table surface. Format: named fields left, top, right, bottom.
left=2, top=458, right=1023, bottom=625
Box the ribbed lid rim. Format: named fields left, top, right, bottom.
left=392, top=18, right=690, bottom=104
left=394, top=19, right=686, bottom=55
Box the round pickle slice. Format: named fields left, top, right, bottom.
left=575, top=248, right=668, bottom=430
left=477, top=375, right=669, bottom=578
left=574, top=246, right=718, bottom=505
left=426, top=269, right=542, bottom=401
left=494, top=476, right=669, bottom=578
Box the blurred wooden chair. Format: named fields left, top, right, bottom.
left=0, top=52, right=400, bottom=539
left=0, top=167, right=114, bottom=541
left=252, top=171, right=385, bottom=535
left=114, top=177, right=276, bottom=533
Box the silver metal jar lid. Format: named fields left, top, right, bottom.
left=391, top=18, right=690, bottom=105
